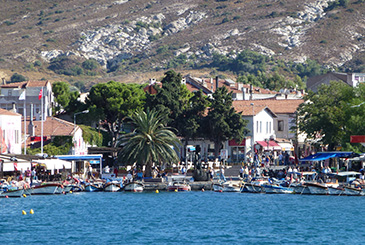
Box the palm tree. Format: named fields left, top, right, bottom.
left=119, top=109, right=181, bottom=177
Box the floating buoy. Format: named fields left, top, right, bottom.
left=30, top=209, right=34, bottom=215
left=202, top=188, right=205, bottom=192
left=174, top=189, right=178, bottom=192
left=22, top=194, right=27, bottom=198
left=155, top=190, right=159, bottom=193
left=22, top=210, right=26, bottom=215
left=69, top=191, right=73, bottom=194
left=5, top=196, right=8, bottom=198
left=219, top=190, right=223, bottom=193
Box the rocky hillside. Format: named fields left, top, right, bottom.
left=0, top=0, right=364, bottom=81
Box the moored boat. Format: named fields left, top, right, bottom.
left=263, top=184, right=293, bottom=194
left=306, top=182, right=328, bottom=195
left=104, top=182, right=121, bottom=192
left=167, top=181, right=191, bottom=192
left=84, top=182, right=104, bottom=192
left=0, top=188, right=25, bottom=198
left=31, top=183, right=63, bottom=195
left=327, top=186, right=345, bottom=195
left=123, top=181, right=144, bottom=192
left=213, top=182, right=241, bottom=192
left=344, top=186, right=364, bottom=196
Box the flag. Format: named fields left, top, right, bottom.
left=38, top=89, right=43, bottom=100
left=19, top=90, right=26, bottom=100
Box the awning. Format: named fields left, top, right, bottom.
left=3, top=162, right=31, bottom=172
left=277, top=142, right=294, bottom=151
left=299, top=152, right=360, bottom=162
left=32, top=159, right=71, bottom=170
left=256, top=140, right=281, bottom=151
left=55, top=154, right=103, bottom=161
left=229, top=139, right=245, bottom=146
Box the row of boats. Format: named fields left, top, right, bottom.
left=0, top=179, right=192, bottom=197
left=213, top=171, right=365, bottom=196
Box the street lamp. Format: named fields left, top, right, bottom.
left=74, top=110, right=89, bottom=128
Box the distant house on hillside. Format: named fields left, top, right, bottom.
left=0, top=108, right=22, bottom=154
left=232, top=99, right=304, bottom=153
left=0, top=80, right=53, bottom=121
left=307, top=72, right=365, bottom=92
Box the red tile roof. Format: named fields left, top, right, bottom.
left=233, top=99, right=304, bottom=115
left=31, top=117, right=76, bottom=136
left=0, top=108, right=21, bottom=116
left=1, top=80, right=49, bottom=88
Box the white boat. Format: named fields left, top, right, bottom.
left=244, top=179, right=268, bottom=193
left=263, top=184, right=293, bottom=194
left=0, top=188, right=25, bottom=198
left=31, top=183, right=62, bottom=195
left=306, top=182, right=328, bottom=195
left=213, top=182, right=241, bottom=192
left=344, top=186, right=364, bottom=196
left=291, top=183, right=311, bottom=194
left=84, top=182, right=104, bottom=192
left=327, top=186, right=345, bottom=195
left=103, top=182, right=121, bottom=192
left=167, top=181, right=191, bottom=192
left=124, top=181, right=144, bottom=192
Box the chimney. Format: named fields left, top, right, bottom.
left=1, top=78, right=6, bottom=85
left=215, top=76, right=219, bottom=91
left=10, top=102, right=17, bottom=113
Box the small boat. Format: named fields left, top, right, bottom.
left=0, top=188, right=25, bottom=198
left=327, top=186, right=345, bottom=195
left=306, top=182, right=328, bottom=195
left=167, top=181, right=191, bottom=192
left=84, top=182, right=104, bottom=192
left=104, top=182, right=121, bottom=192
left=291, top=183, right=310, bottom=195
left=31, top=183, right=63, bottom=195
left=213, top=182, right=241, bottom=192
left=263, top=184, right=293, bottom=194
left=123, top=181, right=144, bottom=192
left=344, top=186, right=364, bottom=196
left=244, top=179, right=268, bottom=193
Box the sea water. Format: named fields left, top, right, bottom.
left=1, top=192, right=365, bottom=244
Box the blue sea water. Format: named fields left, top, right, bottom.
left=1, top=192, right=365, bottom=244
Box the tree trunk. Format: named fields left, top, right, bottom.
left=144, top=160, right=153, bottom=177
left=214, top=139, right=221, bottom=160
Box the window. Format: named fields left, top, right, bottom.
left=278, top=120, right=284, bottom=131
left=266, top=122, right=268, bottom=134
left=256, top=121, right=259, bottom=133
left=269, top=122, right=272, bottom=134
left=260, top=121, right=262, bottom=133
left=15, top=130, right=19, bottom=144
left=8, top=90, right=12, bottom=96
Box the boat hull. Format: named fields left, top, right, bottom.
left=263, top=185, right=293, bottom=194
left=213, top=183, right=240, bottom=192
left=327, top=187, right=344, bottom=195
left=104, top=183, right=121, bottom=192
left=344, top=187, right=364, bottom=196
left=84, top=184, right=103, bottom=192
left=307, top=184, right=328, bottom=195
left=245, top=184, right=264, bottom=193
left=0, top=188, right=25, bottom=198
left=31, top=184, right=61, bottom=195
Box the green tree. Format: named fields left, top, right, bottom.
left=202, top=86, right=249, bottom=158
left=176, top=90, right=209, bottom=157
left=297, top=81, right=353, bottom=151
left=82, top=59, right=99, bottom=70
left=87, top=81, right=145, bottom=147
left=10, top=73, right=27, bottom=83
left=119, top=109, right=181, bottom=177
left=52, top=81, right=72, bottom=113
left=144, top=70, right=191, bottom=129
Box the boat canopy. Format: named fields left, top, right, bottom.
left=299, top=152, right=360, bottom=162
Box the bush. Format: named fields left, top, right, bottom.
left=10, top=73, right=27, bottom=83
left=82, top=59, right=99, bottom=70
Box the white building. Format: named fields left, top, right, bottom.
left=0, top=108, right=22, bottom=154
left=0, top=80, right=53, bottom=120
